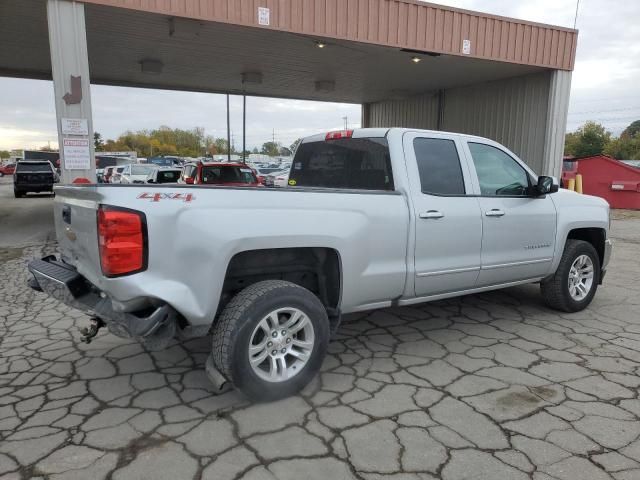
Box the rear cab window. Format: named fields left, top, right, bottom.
left=201, top=166, right=257, bottom=184
left=413, top=138, right=465, bottom=195
left=16, top=162, right=52, bottom=172
left=288, top=137, right=394, bottom=190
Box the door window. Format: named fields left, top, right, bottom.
left=413, top=138, right=465, bottom=195
left=468, top=143, right=530, bottom=196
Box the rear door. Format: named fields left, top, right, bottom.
left=403, top=132, right=483, bottom=297
left=463, top=141, right=557, bottom=285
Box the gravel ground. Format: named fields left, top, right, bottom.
left=1, top=183, right=639, bottom=479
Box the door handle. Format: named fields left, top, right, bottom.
left=485, top=209, right=505, bottom=217
left=419, top=210, right=444, bottom=219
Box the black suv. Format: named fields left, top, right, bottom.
left=13, top=161, right=57, bottom=198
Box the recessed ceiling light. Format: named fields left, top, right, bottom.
left=411, top=56, right=421, bottom=63
left=315, top=41, right=327, bottom=48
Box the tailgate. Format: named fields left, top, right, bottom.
left=54, top=186, right=103, bottom=283
left=16, top=172, right=53, bottom=184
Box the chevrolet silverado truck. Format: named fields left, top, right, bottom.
left=27, top=128, right=612, bottom=401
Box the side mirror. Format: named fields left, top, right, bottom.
left=535, top=175, right=559, bottom=196
left=185, top=177, right=194, bottom=185
left=147, top=179, right=154, bottom=183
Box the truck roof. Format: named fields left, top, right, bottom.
left=300, top=127, right=492, bottom=144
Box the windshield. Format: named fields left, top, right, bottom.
left=156, top=170, right=181, bottom=183
left=131, top=165, right=155, bottom=176
left=16, top=162, right=52, bottom=172
left=116, top=167, right=124, bottom=173
left=288, top=138, right=394, bottom=190
left=201, top=166, right=257, bottom=184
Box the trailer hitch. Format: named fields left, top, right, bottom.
left=79, top=317, right=105, bottom=344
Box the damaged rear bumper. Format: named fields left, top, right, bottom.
left=27, top=256, right=178, bottom=348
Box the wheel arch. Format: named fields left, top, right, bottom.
left=218, top=247, right=343, bottom=331
left=565, top=227, right=606, bottom=268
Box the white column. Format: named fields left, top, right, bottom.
left=47, top=0, right=96, bottom=184
left=542, top=70, right=572, bottom=178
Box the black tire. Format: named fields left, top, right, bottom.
left=541, top=239, right=600, bottom=312
left=212, top=280, right=330, bottom=402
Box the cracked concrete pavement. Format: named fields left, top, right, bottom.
left=1, top=181, right=640, bottom=479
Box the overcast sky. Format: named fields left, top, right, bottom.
left=1, top=0, right=638, bottom=151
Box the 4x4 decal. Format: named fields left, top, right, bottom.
left=137, top=192, right=195, bottom=203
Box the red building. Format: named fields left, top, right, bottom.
left=562, top=155, right=640, bottom=209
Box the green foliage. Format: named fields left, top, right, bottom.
left=100, top=126, right=233, bottom=158
left=0, top=150, right=10, bottom=159
left=565, top=120, right=640, bottom=161
left=564, top=121, right=611, bottom=157
left=94, top=132, right=104, bottom=151
left=261, top=141, right=281, bottom=156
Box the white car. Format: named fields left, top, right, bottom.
left=264, top=169, right=290, bottom=187
left=119, top=164, right=158, bottom=184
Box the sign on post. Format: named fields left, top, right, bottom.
left=62, top=138, right=91, bottom=170
left=61, top=118, right=89, bottom=135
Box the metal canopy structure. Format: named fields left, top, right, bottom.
left=0, top=0, right=577, bottom=182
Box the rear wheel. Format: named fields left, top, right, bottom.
left=211, top=280, right=329, bottom=402
left=541, top=239, right=600, bottom=312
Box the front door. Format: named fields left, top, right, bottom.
left=403, top=132, right=483, bottom=297
left=463, top=141, right=557, bottom=286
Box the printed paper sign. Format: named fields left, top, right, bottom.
left=462, top=39, right=471, bottom=55
left=258, top=7, right=270, bottom=25
left=61, top=118, right=89, bottom=135
left=62, top=138, right=91, bottom=170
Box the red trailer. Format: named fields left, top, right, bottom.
left=562, top=155, right=640, bottom=209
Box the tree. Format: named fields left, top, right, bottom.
left=94, top=132, right=104, bottom=151
left=621, top=120, right=640, bottom=139
left=0, top=150, right=10, bottom=160
left=261, top=141, right=281, bottom=156
left=564, top=121, right=611, bottom=157
left=252, top=147, right=259, bottom=154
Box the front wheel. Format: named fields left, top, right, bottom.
left=541, top=239, right=600, bottom=312
left=211, top=280, right=330, bottom=402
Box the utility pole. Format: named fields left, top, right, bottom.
left=342, top=116, right=348, bottom=130
left=272, top=128, right=275, bottom=144
left=242, top=95, right=246, bottom=164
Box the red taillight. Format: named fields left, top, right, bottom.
left=325, top=130, right=353, bottom=140
left=72, top=177, right=92, bottom=184
left=97, top=206, right=147, bottom=277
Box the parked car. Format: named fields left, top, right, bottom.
left=96, top=169, right=105, bottom=183
left=179, top=162, right=260, bottom=186
left=109, top=166, right=126, bottom=184
left=0, top=163, right=16, bottom=177
left=13, top=160, right=57, bottom=197
left=146, top=167, right=182, bottom=184
left=119, top=164, right=157, bottom=184
left=27, top=128, right=612, bottom=402
left=103, top=166, right=115, bottom=183
left=263, top=169, right=289, bottom=187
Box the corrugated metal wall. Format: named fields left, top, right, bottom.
left=79, top=0, right=577, bottom=70
left=542, top=70, right=572, bottom=177
left=363, top=92, right=440, bottom=130
left=363, top=71, right=554, bottom=174
left=442, top=71, right=551, bottom=173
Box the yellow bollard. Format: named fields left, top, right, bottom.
left=567, top=178, right=576, bottom=191
left=575, top=174, right=583, bottom=194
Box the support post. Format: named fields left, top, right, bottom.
left=226, top=94, right=231, bottom=162
left=242, top=95, right=246, bottom=164
left=542, top=70, right=572, bottom=177
left=47, top=0, right=95, bottom=184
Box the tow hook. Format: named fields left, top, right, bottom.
left=79, top=317, right=105, bottom=344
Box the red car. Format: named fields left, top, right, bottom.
left=0, top=163, right=16, bottom=177
left=179, top=162, right=261, bottom=186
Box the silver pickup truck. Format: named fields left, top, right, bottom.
left=28, top=128, right=612, bottom=401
